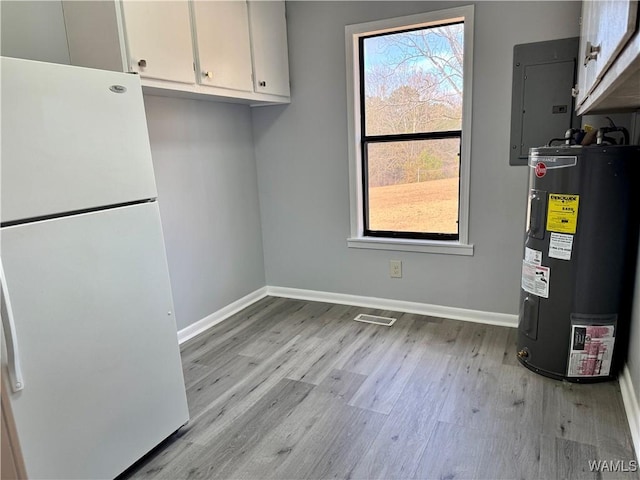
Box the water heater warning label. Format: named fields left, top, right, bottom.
left=546, top=194, right=579, bottom=234
left=521, top=260, right=550, bottom=298
left=567, top=325, right=614, bottom=377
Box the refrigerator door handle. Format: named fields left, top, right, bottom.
left=0, top=258, right=25, bottom=392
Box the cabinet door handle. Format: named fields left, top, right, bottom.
left=203, top=71, right=214, bottom=79
left=0, top=258, right=25, bottom=392
left=138, top=59, right=147, bottom=68
left=583, top=41, right=600, bottom=66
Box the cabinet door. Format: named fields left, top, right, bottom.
left=192, top=1, right=253, bottom=91
left=248, top=1, right=290, bottom=97
left=121, top=1, right=195, bottom=84
left=579, top=0, right=637, bottom=100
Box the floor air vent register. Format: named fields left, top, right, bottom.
left=353, top=314, right=396, bottom=326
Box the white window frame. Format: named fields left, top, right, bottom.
left=345, top=6, right=474, bottom=256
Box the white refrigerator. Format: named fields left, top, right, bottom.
left=0, top=57, right=189, bottom=479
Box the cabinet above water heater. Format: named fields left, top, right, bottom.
left=575, top=0, right=640, bottom=114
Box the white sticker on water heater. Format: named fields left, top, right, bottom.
left=521, top=260, right=550, bottom=298
left=549, top=233, right=574, bottom=261
left=524, top=247, right=542, bottom=266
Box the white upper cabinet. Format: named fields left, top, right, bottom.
left=192, top=1, right=253, bottom=92
left=576, top=0, right=640, bottom=113
left=120, top=1, right=195, bottom=84
left=62, top=0, right=291, bottom=105
left=248, top=1, right=291, bottom=97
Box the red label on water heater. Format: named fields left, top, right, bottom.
left=535, top=162, right=547, bottom=178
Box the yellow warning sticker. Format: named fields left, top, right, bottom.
left=547, top=194, right=579, bottom=234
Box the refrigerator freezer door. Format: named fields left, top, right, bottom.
left=0, top=202, right=189, bottom=479
left=0, top=57, right=158, bottom=224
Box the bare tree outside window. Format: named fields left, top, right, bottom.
left=361, top=22, right=464, bottom=238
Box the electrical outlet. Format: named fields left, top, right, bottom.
left=390, top=260, right=402, bottom=278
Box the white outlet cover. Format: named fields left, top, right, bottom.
left=390, top=260, right=402, bottom=278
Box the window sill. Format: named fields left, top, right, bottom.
left=347, top=237, right=474, bottom=256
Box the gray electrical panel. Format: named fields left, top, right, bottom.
left=509, top=37, right=580, bottom=166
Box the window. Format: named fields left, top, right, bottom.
left=346, top=7, right=474, bottom=255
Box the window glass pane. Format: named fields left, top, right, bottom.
left=363, top=23, right=464, bottom=136
left=366, top=138, right=460, bottom=235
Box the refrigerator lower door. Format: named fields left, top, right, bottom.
left=0, top=202, right=189, bottom=479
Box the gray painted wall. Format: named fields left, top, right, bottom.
left=631, top=243, right=640, bottom=399
left=1, top=1, right=70, bottom=65
left=628, top=112, right=640, bottom=401
left=144, top=96, right=265, bottom=330
left=1, top=0, right=266, bottom=331
left=252, top=1, right=582, bottom=315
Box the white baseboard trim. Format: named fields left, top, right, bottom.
left=266, top=286, right=518, bottom=328
left=619, top=364, right=640, bottom=458
left=177, top=285, right=518, bottom=346
left=177, top=287, right=268, bottom=344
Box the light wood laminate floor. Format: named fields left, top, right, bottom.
left=123, top=297, right=637, bottom=480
